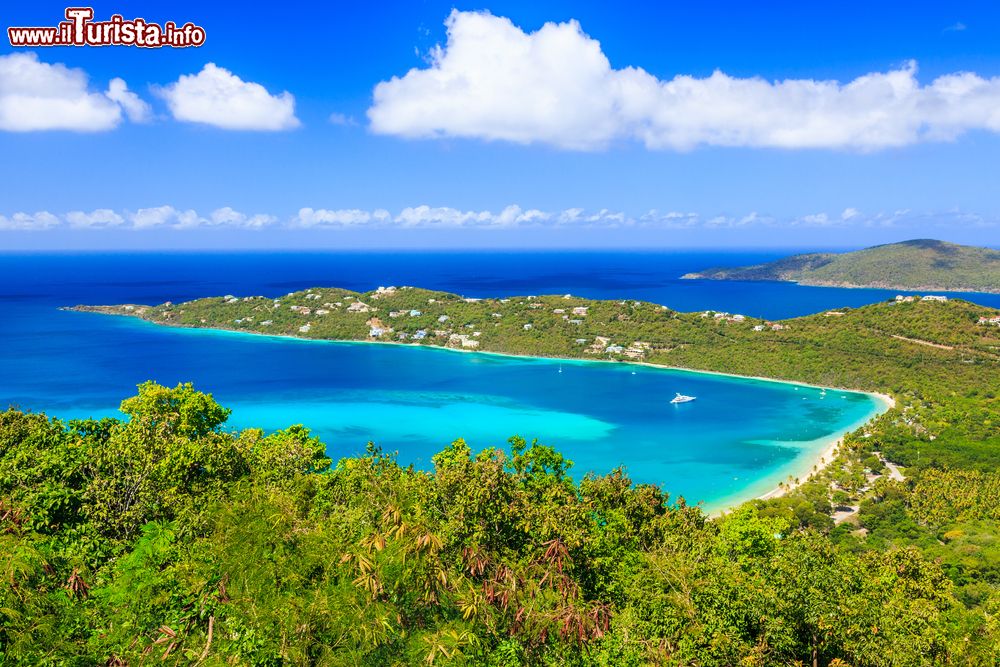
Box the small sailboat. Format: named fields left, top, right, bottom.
left=670, top=392, right=696, bottom=404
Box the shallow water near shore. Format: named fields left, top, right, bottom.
left=6, top=315, right=884, bottom=511
left=0, top=251, right=930, bottom=509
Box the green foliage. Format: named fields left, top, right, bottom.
left=716, top=505, right=789, bottom=563
left=688, top=238, right=1000, bottom=292
left=121, top=380, right=231, bottom=439
left=908, top=468, right=1000, bottom=526
left=83, top=386, right=245, bottom=542
left=36, top=287, right=1000, bottom=664
left=242, top=424, right=332, bottom=482
left=1, top=384, right=998, bottom=665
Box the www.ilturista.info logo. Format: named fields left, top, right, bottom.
left=8, top=7, right=206, bottom=48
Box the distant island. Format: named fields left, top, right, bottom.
left=681, top=239, right=1000, bottom=293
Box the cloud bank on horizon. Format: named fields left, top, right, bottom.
left=369, top=10, right=1000, bottom=151
left=1, top=204, right=994, bottom=235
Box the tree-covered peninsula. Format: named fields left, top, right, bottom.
left=682, top=239, right=1000, bottom=293
left=2, top=287, right=996, bottom=664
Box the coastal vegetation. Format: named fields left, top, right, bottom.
left=681, top=239, right=1000, bottom=293
left=75, top=281, right=998, bottom=434
left=1, top=383, right=998, bottom=665
left=4, top=286, right=997, bottom=664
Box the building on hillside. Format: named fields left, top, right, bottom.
left=449, top=333, right=480, bottom=348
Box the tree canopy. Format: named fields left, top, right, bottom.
left=1, top=383, right=997, bottom=665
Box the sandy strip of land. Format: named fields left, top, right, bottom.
left=754, top=390, right=895, bottom=504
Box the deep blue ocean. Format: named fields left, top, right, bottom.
left=4, top=251, right=997, bottom=509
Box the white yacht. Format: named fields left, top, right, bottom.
left=670, top=392, right=696, bottom=404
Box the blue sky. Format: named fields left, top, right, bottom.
left=2, top=1, right=1000, bottom=249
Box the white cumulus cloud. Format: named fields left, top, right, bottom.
left=295, top=205, right=558, bottom=228
left=0, top=53, right=147, bottom=132
left=158, top=63, right=300, bottom=131
left=369, top=10, right=1000, bottom=151
left=126, top=205, right=276, bottom=229
left=66, top=208, right=125, bottom=228
left=105, top=78, right=151, bottom=123
left=129, top=205, right=180, bottom=229
left=209, top=207, right=276, bottom=228
left=0, top=211, right=60, bottom=230
left=395, top=206, right=491, bottom=227
left=296, top=208, right=376, bottom=227
left=797, top=213, right=832, bottom=226
left=494, top=205, right=550, bottom=226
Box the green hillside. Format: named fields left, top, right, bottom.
left=16, top=289, right=997, bottom=664
left=682, top=239, right=1000, bottom=293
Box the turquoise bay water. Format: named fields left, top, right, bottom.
left=0, top=251, right=930, bottom=509
left=24, top=312, right=884, bottom=511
